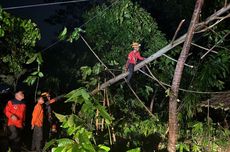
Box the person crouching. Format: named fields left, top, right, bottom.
left=126, top=42, right=145, bottom=82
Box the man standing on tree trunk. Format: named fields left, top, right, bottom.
left=126, top=42, right=145, bottom=82
left=4, top=90, right=26, bottom=152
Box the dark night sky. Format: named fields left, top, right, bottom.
left=0, top=0, right=87, bottom=46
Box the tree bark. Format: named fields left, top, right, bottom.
left=90, top=3, right=230, bottom=96
left=167, top=1, right=204, bottom=152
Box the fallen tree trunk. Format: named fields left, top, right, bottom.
left=91, top=3, right=230, bottom=95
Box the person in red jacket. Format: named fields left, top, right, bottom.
left=126, top=42, right=145, bottom=82
left=4, top=90, right=26, bottom=152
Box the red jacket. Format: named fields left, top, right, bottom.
left=4, top=100, right=26, bottom=128
left=128, top=50, right=144, bottom=64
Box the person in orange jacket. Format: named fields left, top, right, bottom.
left=31, top=95, right=46, bottom=152
left=126, top=42, right=145, bottom=82
left=4, top=90, right=26, bottom=152
left=31, top=92, right=62, bottom=151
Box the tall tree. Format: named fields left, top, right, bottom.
left=168, top=0, right=204, bottom=151
left=83, top=0, right=167, bottom=66
left=0, top=8, right=41, bottom=89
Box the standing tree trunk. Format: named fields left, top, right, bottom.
left=167, top=0, right=204, bottom=152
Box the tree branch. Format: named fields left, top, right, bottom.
left=191, top=42, right=218, bottom=54
left=91, top=3, right=230, bottom=95
left=196, top=12, right=230, bottom=33
left=171, top=19, right=185, bottom=45
left=163, top=54, right=194, bottom=68
left=201, top=31, right=230, bottom=59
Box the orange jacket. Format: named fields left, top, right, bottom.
left=31, top=98, right=57, bottom=127
left=4, top=100, right=26, bottom=128
left=31, top=103, right=44, bottom=127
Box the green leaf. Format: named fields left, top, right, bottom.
left=38, top=72, right=44, bottom=77
left=82, top=143, right=96, bottom=152
left=92, top=63, right=101, bottom=75
left=26, top=54, right=37, bottom=64
left=58, top=27, right=67, bottom=40
left=98, top=145, right=110, bottom=152
left=67, top=114, right=77, bottom=127
left=0, top=28, right=4, bottom=37
left=54, top=112, right=67, bottom=122
left=31, top=71, right=38, bottom=75
left=80, top=66, right=92, bottom=80
left=24, top=75, right=37, bottom=86
left=43, top=139, right=57, bottom=151
left=192, top=144, right=202, bottom=152
left=192, top=122, right=203, bottom=134
left=126, top=147, right=141, bottom=152
left=145, top=85, right=153, bottom=96
left=67, top=27, right=85, bottom=42
left=56, top=138, right=74, bottom=147
left=80, top=89, right=90, bottom=101
left=67, top=126, right=79, bottom=135
left=64, top=88, right=91, bottom=104
left=36, top=52, right=43, bottom=64
left=96, top=103, right=112, bottom=124
left=89, top=78, right=98, bottom=86
left=52, top=146, right=65, bottom=152
left=69, top=144, right=78, bottom=152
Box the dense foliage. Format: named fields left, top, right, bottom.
left=0, top=7, right=41, bottom=88
left=83, top=0, right=168, bottom=66
left=1, top=0, right=230, bottom=151
left=44, top=88, right=112, bottom=152
left=43, top=0, right=230, bottom=151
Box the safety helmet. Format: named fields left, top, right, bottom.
left=41, top=92, right=50, bottom=98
